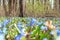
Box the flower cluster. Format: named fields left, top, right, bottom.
left=0, top=17, right=60, bottom=40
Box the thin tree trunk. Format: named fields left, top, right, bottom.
left=22, top=0, right=26, bottom=17
left=14, top=0, right=17, bottom=16
left=16, top=0, right=20, bottom=16
left=10, top=0, right=14, bottom=16
left=3, top=0, right=9, bottom=16
left=19, top=0, right=23, bottom=17
left=0, top=0, right=5, bottom=16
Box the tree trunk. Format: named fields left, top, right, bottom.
left=3, top=0, right=9, bottom=16
left=0, top=0, right=5, bottom=16
left=19, top=0, right=23, bottom=17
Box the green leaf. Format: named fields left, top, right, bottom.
left=21, top=37, right=26, bottom=40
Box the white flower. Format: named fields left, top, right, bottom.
left=43, top=38, right=48, bottom=40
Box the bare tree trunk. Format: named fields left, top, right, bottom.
left=3, top=0, right=9, bottom=16
left=0, top=0, right=5, bottom=16
left=16, top=0, right=20, bottom=16
left=14, top=0, right=19, bottom=16
left=10, top=0, right=14, bottom=17
left=19, top=0, right=23, bottom=17
left=22, top=0, right=26, bottom=17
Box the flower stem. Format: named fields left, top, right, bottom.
left=14, top=24, right=20, bottom=33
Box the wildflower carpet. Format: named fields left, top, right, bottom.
left=0, top=17, right=60, bottom=40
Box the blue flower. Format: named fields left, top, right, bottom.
left=17, top=22, right=23, bottom=30
left=43, top=38, right=48, bottom=40
left=3, top=19, right=10, bottom=27
left=26, top=18, right=31, bottom=21
left=0, top=22, right=3, bottom=28
left=40, top=26, right=48, bottom=30
left=17, top=22, right=26, bottom=36
left=15, top=34, right=23, bottom=40
left=36, top=22, right=43, bottom=26
left=50, top=31, right=54, bottom=35
left=30, top=18, right=36, bottom=26
left=26, top=24, right=30, bottom=27
left=56, top=29, right=60, bottom=36
left=3, top=27, right=7, bottom=34
left=0, top=29, right=3, bottom=34
left=20, top=28, right=26, bottom=36
left=0, top=34, right=5, bottom=40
